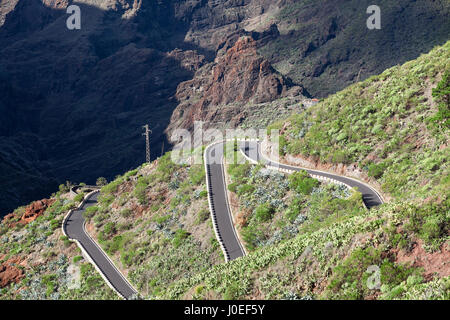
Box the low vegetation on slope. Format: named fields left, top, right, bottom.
left=271, top=41, right=449, bottom=200
left=83, top=153, right=223, bottom=299
left=158, top=42, right=449, bottom=300
left=1, top=42, right=448, bottom=301
left=0, top=187, right=117, bottom=300
left=161, top=200, right=448, bottom=300
left=227, top=163, right=363, bottom=252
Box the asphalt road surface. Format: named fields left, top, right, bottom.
left=205, top=142, right=246, bottom=261
left=64, top=192, right=137, bottom=299
left=242, top=141, right=384, bottom=209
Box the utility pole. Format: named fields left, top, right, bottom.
left=142, top=124, right=152, bottom=163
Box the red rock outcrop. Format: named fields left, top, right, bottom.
left=2, top=212, right=16, bottom=224
left=168, top=36, right=305, bottom=134
left=0, top=257, right=25, bottom=288
left=20, top=199, right=55, bottom=224
left=3, top=198, right=55, bottom=227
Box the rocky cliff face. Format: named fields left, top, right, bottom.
left=0, top=0, right=206, bottom=215
left=0, top=0, right=449, bottom=215
left=173, top=0, right=279, bottom=53
left=168, top=35, right=305, bottom=134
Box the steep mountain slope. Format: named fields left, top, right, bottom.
left=271, top=42, right=449, bottom=202
left=0, top=153, right=224, bottom=299
left=0, top=188, right=118, bottom=299
left=174, top=0, right=450, bottom=97
left=257, top=0, right=450, bottom=97
left=163, top=41, right=448, bottom=300
left=167, top=35, right=307, bottom=134
left=1, top=0, right=449, bottom=217
left=1, top=41, right=448, bottom=300
left=0, top=0, right=206, bottom=215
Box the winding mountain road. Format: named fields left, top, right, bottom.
left=205, top=139, right=384, bottom=262
left=62, top=139, right=384, bottom=297
left=243, top=141, right=384, bottom=209
left=63, top=191, right=137, bottom=299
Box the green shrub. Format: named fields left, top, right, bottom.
left=120, top=208, right=133, bottom=218
left=82, top=206, right=99, bottom=219
left=73, top=255, right=83, bottom=263
left=59, top=184, right=69, bottom=193
left=223, top=282, right=242, bottom=300
left=228, top=163, right=251, bottom=182
left=421, top=215, right=446, bottom=244
left=60, top=235, right=72, bottom=247
left=150, top=203, right=161, bottom=212
left=228, top=182, right=239, bottom=193
left=118, top=222, right=132, bottom=231
left=287, top=140, right=303, bottom=155
left=120, top=250, right=136, bottom=267
left=108, top=235, right=124, bottom=254
left=327, top=247, right=417, bottom=299
left=403, top=201, right=449, bottom=250
left=157, top=153, right=179, bottom=181
left=189, top=165, right=205, bottom=185
left=93, top=214, right=107, bottom=227
left=430, top=70, right=450, bottom=129
left=288, top=170, right=319, bottom=195
left=254, top=203, right=275, bottom=222
left=279, top=135, right=288, bottom=156
left=196, top=209, right=210, bottom=224
left=98, top=194, right=115, bottom=206
left=134, top=177, right=149, bottom=205
left=74, top=193, right=85, bottom=203
left=153, top=214, right=171, bottom=225
left=101, top=178, right=123, bottom=194
left=50, top=218, right=61, bottom=231
left=285, top=197, right=303, bottom=222
left=173, top=229, right=189, bottom=248
left=96, top=177, right=108, bottom=186
left=194, top=285, right=205, bottom=296
left=103, top=222, right=116, bottom=238
left=331, top=150, right=349, bottom=164
left=125, top=169, right=139, bottom=178
left=237, top=184, right=255, bottom=196
left=368, top=162, right=386, bottom=179
left=41, top=274, right=57, bottom=298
